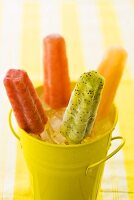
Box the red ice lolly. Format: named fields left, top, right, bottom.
left=43, top=34, right=71, bottom=109
left=4, top=69, right=48, bottom=134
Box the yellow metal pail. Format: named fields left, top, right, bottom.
left=8, top=86, right=125, bottom=200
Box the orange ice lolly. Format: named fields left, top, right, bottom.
left=4, top=69, right=48, bottom=134
left=43, top=34, right=71, bottom=109
left=96, top=46, right=127, bottom=120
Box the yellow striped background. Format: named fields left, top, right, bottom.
left=0, top=0, right=134, bottom=199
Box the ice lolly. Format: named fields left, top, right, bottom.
left=60, top=71, right=104, bottom=144
left=96, top=46, right=127, bottom=120
left=43, top=34, right=71, bottom=109
left=4, top=69, right=48, bottom=134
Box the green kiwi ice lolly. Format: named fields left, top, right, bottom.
left=59, top=71, right=104, bottom=144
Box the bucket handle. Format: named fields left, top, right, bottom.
left=8, top=109, right=20, bottom=141
left=86, top=136, right=125, bottom=175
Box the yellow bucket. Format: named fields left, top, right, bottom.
left=8, top=86, right=125, bottom=200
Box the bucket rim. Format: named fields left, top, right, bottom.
left=19, top=104, right=118, bottom=148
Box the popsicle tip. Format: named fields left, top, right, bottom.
left=3, top=69, right=29, bottom=83
left=106, top=45, right=128, bottom=58
left=43, top=33, right=65, bottom=43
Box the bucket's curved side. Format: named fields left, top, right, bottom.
left=20, top=124, right=112, bottom=200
